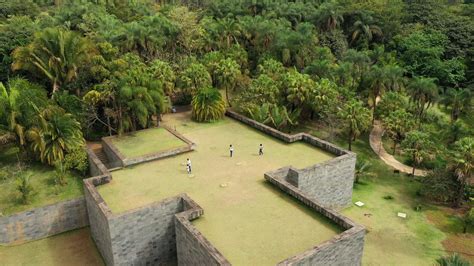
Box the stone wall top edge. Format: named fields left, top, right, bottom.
left=111, top=194, right=184, bottom=219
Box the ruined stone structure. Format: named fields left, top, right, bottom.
left=1, top=111, right=365, bottom=266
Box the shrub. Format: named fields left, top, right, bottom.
left=383, top=195, right=394, bottom=200
left=63, top=148, right=88, bottom=176
left=16, top=174, right=33, bottom=204
left=436, top=253, right=471, bottom=266
left=191, top=87, right=225, bottom=122
left=54, top=161, right=68, bottom=186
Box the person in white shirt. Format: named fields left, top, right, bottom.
left=186, top=158, right=192, bottom=173
left=229, top=144, right=234, bottom=157
left=259, top=144, right=264, bottom=155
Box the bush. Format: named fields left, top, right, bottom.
left=191, top=87, right=225, bottom=122
left=383, top=195, right=394, bottom=200
left=63, top=148, right=88, bottom=176
left=16, top=174, right=33, bottom=204
left=54, top=161, right=68, bottom=186
left=436, top=253, right=471, bottom=266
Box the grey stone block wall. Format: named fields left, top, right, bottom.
left=280, top=227, right=365, bottom=266
left=0, top=197, right=88, bottom=244
left=265, top=169, right=365, bottom=266
left=84, top=175, right=114, bottom=265
left=101, top=138, right=124, bottom=168
left=291, top=154, right=357, bottom=209
left=86, top=147, right=109, bottom=177
left=108, top=196, right=184, bottom=265
left=175, top=195, right=229, bottom=266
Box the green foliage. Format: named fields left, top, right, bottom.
left=338, top=99, right=371, bottom=151
left=12, top=27, right=96, bottom=94
left=436, top=253, right=471, bottom=266
left=63, top=147, right=88, bottom=175
left=355, top=159, right=371, bottom=184
left=191, top=87, right=225, bottom=122
left=401, top=131, right=434, bottom=175
left=16, top=173, right=33, bottom=204
left=27, top=106, right=84, bottom=165
left=383, top=109, right=415, bottom=154
left=463, top=208, right=474, bottom=234
left=54, top=161, right=68, bottom=186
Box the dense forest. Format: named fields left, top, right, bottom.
left=0, top=0, right=473, bottom=233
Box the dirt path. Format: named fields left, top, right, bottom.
left=369, top=120, right=428, bottom=176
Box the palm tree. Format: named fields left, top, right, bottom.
left=0, top=78, right=48, bottom=147
left=383, top=109, right=416, bottom=154
left=191, top=87, right=225, bottom=122
left=407, top=77, right=438, bottom=119
left=338, top=99, right=371, bottom=151
left=441, top=88, right=471, bottom=122
left=12, top=28, right=94, bottom=96
left=355, top=159, right=371, bottom=184
left=215, top=18, right=241, bottom=49
left=367, top=65, right=389, bottom=124
left=27, top=106, right=84, bottom=165
left=314, top=1, right=344, bottom=32
left=215, top=58, right=241, bottom=107
left=451, top=137, right=473, bottom=207
left=401, top=131, right=433, bottom=176
left=350, top=19, right=382, bottom=47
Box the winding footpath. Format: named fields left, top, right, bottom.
left=369, top=120, right=428, bottom=176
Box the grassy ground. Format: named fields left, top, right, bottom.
left=99, top=112, right=341, bottom=265
left=304, top=121, right=474, bottom=264
left=0, top=228, right=104, bottom=265
left=111, top=127, right=187, bottom=158
left=0, top=146, right=83, bottom=216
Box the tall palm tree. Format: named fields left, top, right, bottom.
left=215, top=58, right=241, bottom=107
left=12, top=28, right=94, bottom=96
left=216, top=18, right=241, bottom=49
left=441, top=88, right=472, bottom=122
left=338, top=99, right=371, bottom=151
left=367, top=65, right=389, bottom=124
left=451, top=137, right=473, bottom=207
left=407, top=77, right=438, bottom=119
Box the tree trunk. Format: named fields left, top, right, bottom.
left=348, top=127, right=353, bottom=151
left=225, top=86, right=232, bottom=107
left=392, top=141, right=397, bottom=155
left=412, top=153, right=416, bottom=176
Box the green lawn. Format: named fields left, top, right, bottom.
left=0, top=228, right=104, bottom=266
left=0, top=147, right=83, bottom=216
left=99, top=112, right=340, bottom=265
left=325, top=133, right=473, bottom=264
left=110, top=127, right=187, bottom=158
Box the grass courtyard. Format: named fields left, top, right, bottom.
left=0, top=228, right=104, bottom=266
left=0, top=146, right=83, bottom=216
left=99, top=112, right=339, bottom=265
left=110, top=127, right=187, bottom=158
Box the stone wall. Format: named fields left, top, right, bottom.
left=0, top=197, right=88, bottom=245
left=265, top=168, right=365, bottom=266
left=86, top=147, right=109, bottom=177
left=175, top=195, right=230, bottom=266
left=83, top=175, right=114, bottom=265
left=101, top=126, right=194, bottom=167
left=108, top=195, right=184, bottom=265
left=290, top=154, right=357, bottom=208
left=101, top=137, right=124, bottom=169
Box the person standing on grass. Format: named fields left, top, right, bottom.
left=259, top=144, right=264, bottom=155
left=186, top=158, right=192, bottom=173
left=186, top=164, right=191, bottom=174
left=229, top=144, right=234, bottom=157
